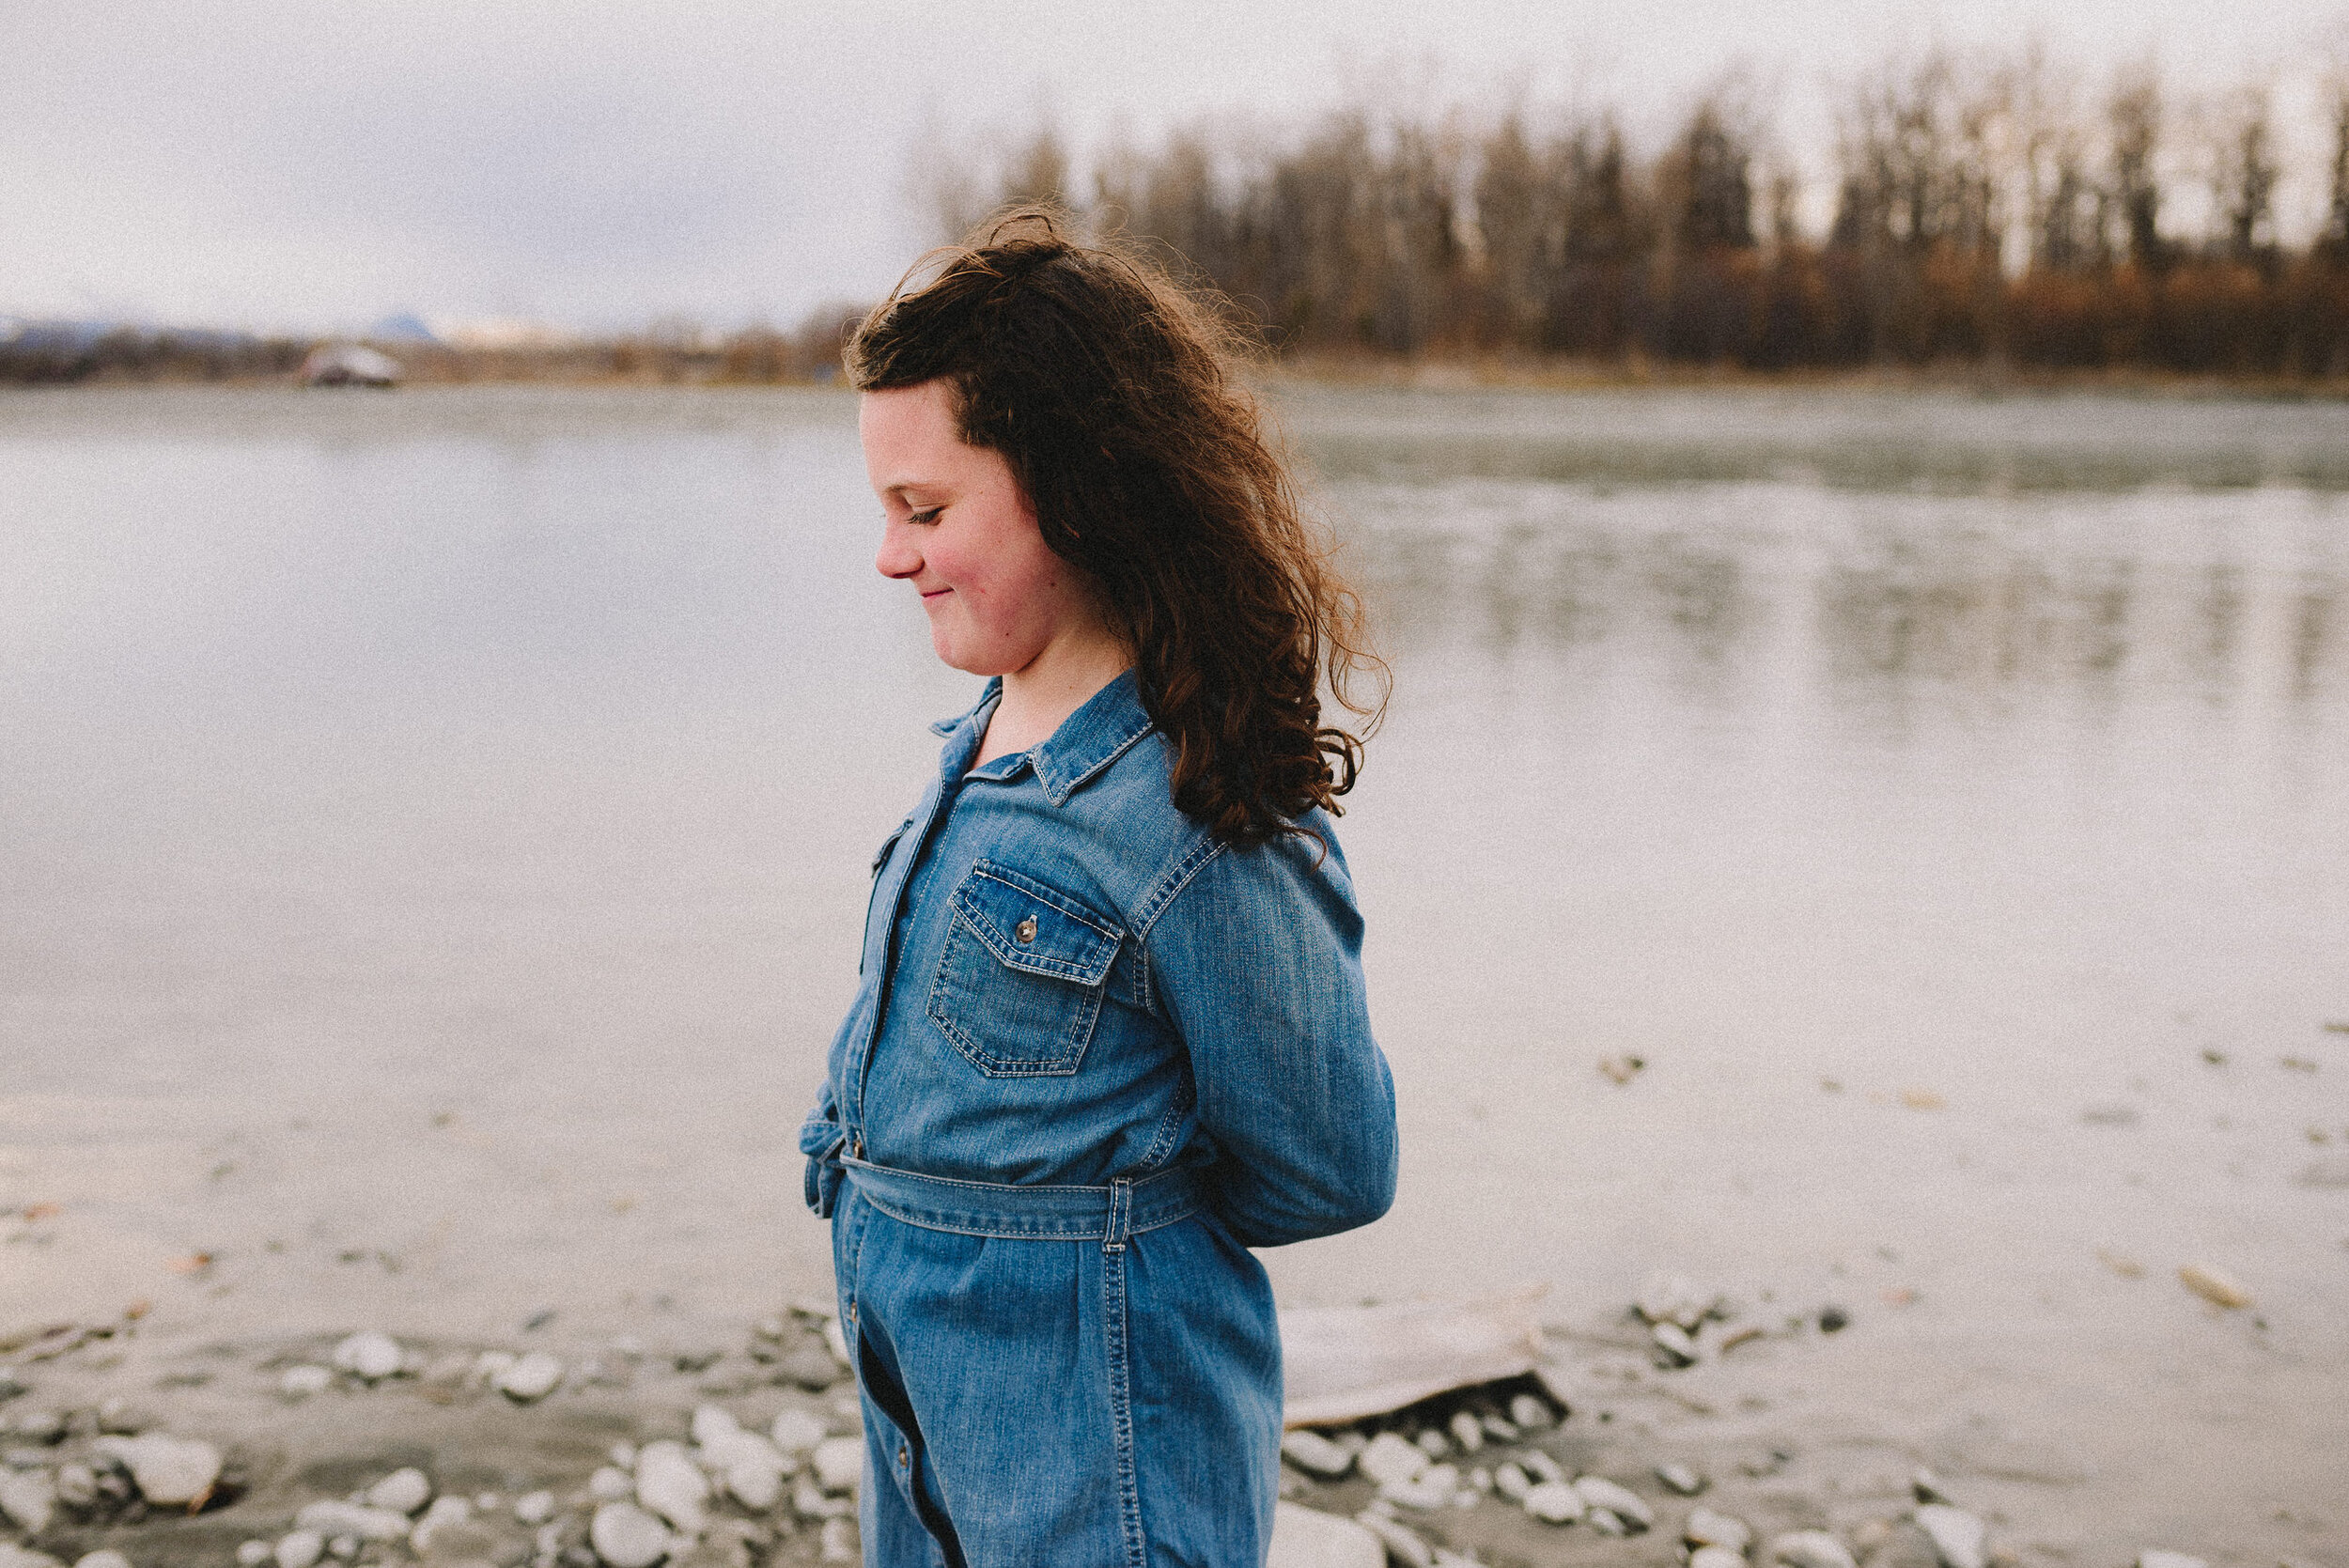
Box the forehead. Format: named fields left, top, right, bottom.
left=859, top=380, right=965, bottom=483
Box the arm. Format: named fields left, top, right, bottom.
left=1147, top=821, right=1399, bottom=1247
left=798, top=1074, right=846, bottom=1219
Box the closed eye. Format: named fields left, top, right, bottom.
left=908, top=506, right=942, bottom=525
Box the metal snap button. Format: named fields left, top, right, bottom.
left=1016, top=916, right=1037, bottom=943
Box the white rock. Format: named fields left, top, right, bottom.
left=2136, top=1555, right=2206, bottom=1568
left=331, top=1332, right=404, bottom=1383
left=721, top=1461, right=780, bottom=1514
left=699, top=1429, right=787, bottom=1478
left=589, top=1467, right=634, bottom=1501
left=822, top=1320, right=852, bottom=1366
left=74, top=1553, right=132, bottom=1568
left=810, top=1437, right=863, bottom=1495
left=96, top=1435, right=223, bottom=1507
left=1916, top=1507, right=1987, bottom=1568
left=1280, top=1430, right=1354, bottom=1480
left=495, top=1353, right=564, bottom=1404
left=1651, top=1321, right=1700, bottom=1367
left=817, top=1518, right=856, bottom=1564
left=273, top=1531, right=325, bottom=1568
left=52, top=1466, right=96, bottom=1510
left=409, top=1497, right=473, bottom=1553
left=791, top=1481, right=851, bottom=1520
left=588, top=1502, right=672, bottom=1568
left=1354, top=1510, right=1435, bottom=1568
left=1357, top=1433, right=1428, bottom=1491
left=239, top=1544, right=273, bottom=1568
left=294, top=1502, right=412, bottom=1543
left=1507, top=1393, right=1555, bottom=1430
left=1637, top=1274, right=1719, bottom=1330
left=1686, top=1507, right=1755, bottom=1555
left=1263, top=1503, right=1386, bottom=1568
left=633, top=1442, right=708, bottom=1536
left=0, top=1548, right=61, bottom=1568
left=769, top=1410, right=827, bottom=1455
left=1589, top=1510, right=1631, bottom=1538
left=0, top=1470, right=55, bottom=1534
left=473, top=1352, right=518, bottom=1386
left=1519, top=1450, right=1563, bottom=1484
left=1492, top=1462, right=1530, bottom=1502
left=366, top=1468, right=432, bottom=1515
left=698, top=1428, right=788, bottom=1512
left=689, top=1406, right=740, bottom=1448
left=1524, top=1480, right=1585, bottom=1524
left=1770, top=1530, right=1859, bottom=1568
left=1574, top=1476, right=1654, bottom=1530
left=1410, top=1428, right=1449, bottom=1460
left=1657, top=1462, right=1705, bottom=1496
left=1693, top=1549, right=1752, bottom=1568
left=324, top=1539, right=357, bottom=1562
left=1380, top=1462, right=1457, bottom=1511
left=279, top=1366, right=334, bottom=1401
left=512, top=1492, right=556, bottom=1527
left=609, top=1443, right=638, bottom=1470
left=1445, top=1412, right=1486, bottom=1453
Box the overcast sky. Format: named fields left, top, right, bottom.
left=7, top=0, right=2346, bottom=334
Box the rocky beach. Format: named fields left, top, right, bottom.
left=6, top=1232, right=2343, bottom=1568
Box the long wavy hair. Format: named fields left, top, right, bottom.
left=846, top=208, right=1384, bottom=848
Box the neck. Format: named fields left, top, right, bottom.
left=977, top=629, right=1131, bottom=765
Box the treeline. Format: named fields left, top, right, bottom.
left=0, top=314, right=864, bottom=387
left=938, top=50, right=2349, bottom=376
left=0, top=325, right=310, bottom=384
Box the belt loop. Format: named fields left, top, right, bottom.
left=1102, top=1176, right=1132, bottom=1254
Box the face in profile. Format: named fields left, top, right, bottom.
left=862, top=378, right=1101, bottom=678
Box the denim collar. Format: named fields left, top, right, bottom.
left=928, top=669, right=1153, bottom=807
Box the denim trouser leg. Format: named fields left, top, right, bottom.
left=833, top=1184, right=1283, bottom=1566
left=855, top=1286, right=965, bottom=1567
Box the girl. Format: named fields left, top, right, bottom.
left=799, top=210, right=1397, bottom=1567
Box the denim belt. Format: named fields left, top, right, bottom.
left=840, top=1155, right=1208, bottom=1253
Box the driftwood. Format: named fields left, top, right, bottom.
left=1279, top=1285, right=1548, bottom=1428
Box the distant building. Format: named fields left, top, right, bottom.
left=300, top=343, right=401, bottom=386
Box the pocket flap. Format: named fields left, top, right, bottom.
left=949, top=861, right=1122, bottom=986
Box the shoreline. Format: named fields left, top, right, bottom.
left=1, top=1274, right=2326, bottom=1568
left=5, top=361, right=2349, bottom=403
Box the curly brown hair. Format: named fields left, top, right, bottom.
left=846, top=208, right=1383, bottom=848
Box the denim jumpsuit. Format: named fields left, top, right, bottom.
left=799, top=671, right=1398, bottom=1567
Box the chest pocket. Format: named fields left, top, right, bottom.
left=926, top=860, right=1124, bottom=1077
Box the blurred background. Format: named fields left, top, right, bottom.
left=4, top=4, right=2348, bottom=1562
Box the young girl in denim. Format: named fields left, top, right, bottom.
left=799, top=211, right=1397, bottom=1567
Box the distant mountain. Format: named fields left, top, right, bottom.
left=367, top=312, right=439, bottom=344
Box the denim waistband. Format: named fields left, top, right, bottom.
left=839, top=1156, right=1208, bottom=1252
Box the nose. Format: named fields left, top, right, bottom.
left=876, top=518, right=923, bottom=581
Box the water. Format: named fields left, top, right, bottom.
left=4, top=384, right=2346, bottom=1541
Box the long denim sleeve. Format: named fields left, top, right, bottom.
left=1149, top=828, right=1398, bottom=1248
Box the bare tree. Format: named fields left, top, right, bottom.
left=2107, top=62, right=2167, bottom=269
left=2204, top=85, right=2279, bottom=264
left=2323, top=64, right=2349, bottom=259
left=1662, top=92, right=1758, bottom=253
